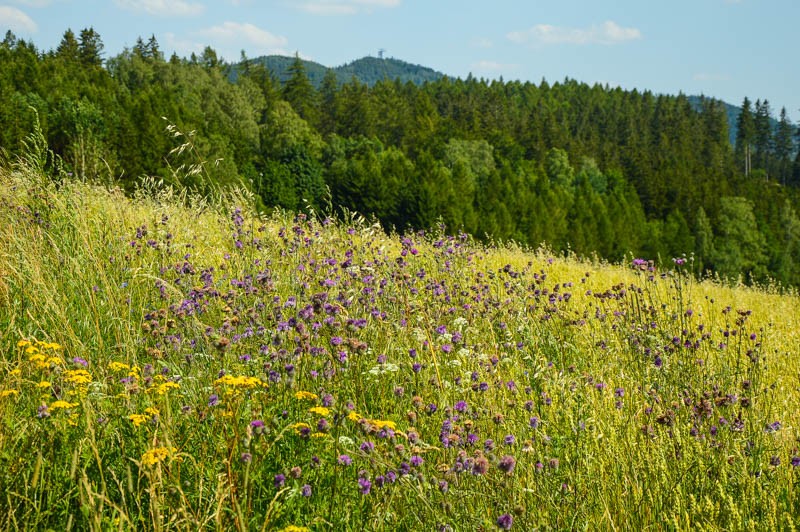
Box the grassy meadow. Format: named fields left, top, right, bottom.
left=2, top=154, right=800, bottom=531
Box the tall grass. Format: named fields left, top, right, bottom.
left=2, top=154, right=800, bottom=530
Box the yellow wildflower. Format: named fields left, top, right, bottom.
left=144, top=407, right=160, bottom=416
left=214, top=375, right=264, bottom=389
left=17, top=339, right=31, bottom=348
left=68, top=413, right=79, bottom=426
left=40, top=342, right=62, bottom=351
left=9, top=369, right=21, bottom=377
left=128, top=414, right=149, bottom=427
left=308, top=406, right=330, bottom=417
left=36, top=381, right=51, bottom=389
left=0, top=389, right=20, bottom=398
left=50, top=400, right=79, bottom=410
left=25, top=346, right=39, bottom=355
left=155, top=382, right=180, bottom=395
left=347, top=411, right=362, bottom=422
left=311, top=432, right=330, bottom=439
left=108, top=361, right=130, bottom=372
left=64, top=369, right=92, bottom=385
left=370, top=419, right=397, bottom=430
left=291, top=422, right=311, bottom=435
left=294, top=391, right=318, bottom=401
left=140, top=447, right=176, bottom=466
left=280, top=526, right=310, bottom=532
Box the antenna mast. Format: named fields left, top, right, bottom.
left=378, top=48, right=385, bottom=59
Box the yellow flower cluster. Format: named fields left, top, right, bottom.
left=128, top=408, right=158, bottom=428
left=294, top=391, right=318, bottom=401
left=108, top=361, right=131, bottom=372
left=141, top=446, right=177, bottom=466
left=50, top=400, right=79, bottom=410
left=154, top=382, right=180, bottom=395
left=347, top=412, right=397, bottom=430
left=64, top=369, right=92, bottom=386
left=214, top=375, right=265, bottom=389
left=280, top=526, right=310, bottom=532
left=20, top=339, right=64, bottom=369
left=0, top=389, right=19, bottom=398
left=308, top=406, right=330, bottom=417
left=291, top=422, right=311, bottom=435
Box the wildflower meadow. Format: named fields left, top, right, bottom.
left=2, top=153, right=800, bottom=531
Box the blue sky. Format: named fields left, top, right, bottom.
left=2, top=0, right=798, bottom=121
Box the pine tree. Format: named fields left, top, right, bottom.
left=774, top=107, right=794, bottom=185
left=753, top=99, right=773, bottom=177
left=282, top=53, right=318, bottom=124
left=56, top=29, right=80, bottom=62
left=78, top=27, right=104, bottom=67
left=734, top=97, right=755, bottom=176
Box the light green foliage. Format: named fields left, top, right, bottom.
left=714, top=196, right=768, bottom=281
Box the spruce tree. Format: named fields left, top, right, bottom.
left=734, top=97, right=754, bottom=176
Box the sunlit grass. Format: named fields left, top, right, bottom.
left=2, top=161, right=800, bottom=531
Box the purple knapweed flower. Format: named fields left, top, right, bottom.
left=498, top=455, right=516, bottom=475
left=358, top=477, right=371, bottom=495
left=338, top=454, right=352, bottom=466
left=274, top=474, right=286, bottom=488
left=496, top=513, right=513, bottom=530
left=301, top=484, right=312, bottom=497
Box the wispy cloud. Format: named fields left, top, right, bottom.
left=299, top=0, right=400, bottom=16
left=114, top=0, right=205, bottom=17
left=472, top=37, right=493, bottom=49
left=166, top=22, right=290, bottom=61
left=471, top=60, right=517, bottom=72
left=508, top=20, right=642, bottom=46
left=0, top=6, right=38, bottom=33
left=10, top=0, right=52, bottom=7
left=196, top=22, right=288, bottom=51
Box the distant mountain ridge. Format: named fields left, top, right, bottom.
left=233, top=55, right=446, bottom=87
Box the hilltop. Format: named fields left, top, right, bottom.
left=231, top=54, right=446, bottom=87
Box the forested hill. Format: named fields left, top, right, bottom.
left=2, top=30, right=800, bottom=286
left=231, top=55, right=445, bottom=87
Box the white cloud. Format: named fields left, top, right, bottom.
left=471, top=60, right=517, bottom=72
left=508, top=20, right=642, bottom=46
left=299, top=0, right=400, bottom=16
left=114, top=0, right=205, bottom=17
left=196, top=21, right=288, bottom=50
left=0, top=6, right=37, bottom=33
left=11, top=0, right=52, bottom=7
left=472, top=37, right=493, bottom=49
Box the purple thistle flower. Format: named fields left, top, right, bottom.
left=360, top=441, right=375, bottom=453
left=498, top=455, right=516, bottom=475
left=496, top=513, right=513, bottom=530
left=455, top=401, right=468, bottom=413
left=240, top=453, right=252, bottom=464
left=410, top=455, right=424, bottom=467
left=484, top=439, right=495, bottom=451
left=338, top=454, right=352, bottom=466
left=301, top=484, right=312, bottom=497
left=208, top=394, right=219, bottom=407
left=358, top=477, right=371, bottom=495
left=274, top=474, right=285, bottom=488
left=791, top=456, right=800, bottom=467
left=72, top=357, right=89, bottom=367
left=503, top=434, right=516, bottom=446
left=529, top=416, right=539, bottom=429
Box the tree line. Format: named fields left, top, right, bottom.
left=2, top=29, right=800, bottom=286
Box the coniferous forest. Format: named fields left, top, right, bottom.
left=2, top=29, right=800, bottom=286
